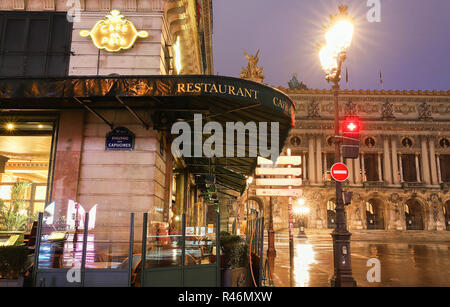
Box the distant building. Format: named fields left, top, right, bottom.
left=241, top=88, right=450, bottom=233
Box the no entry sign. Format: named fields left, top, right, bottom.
left=330, top=163, right=349, bottom=182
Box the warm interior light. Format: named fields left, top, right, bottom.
left=173, top=36, right=182, bottom=74
left=297, top=198, right=306, bottom=206
left=6, top=123, right=14, bottom=130
left=38, top=124, right=44, bottom=129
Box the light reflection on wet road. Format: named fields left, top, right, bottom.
left=270, top=236, right=450, bottom=287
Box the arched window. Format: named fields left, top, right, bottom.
left=327, top=200, right=336, bottom=211
left=366, top=202, right=374, bottom=214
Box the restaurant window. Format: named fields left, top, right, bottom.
left=0, top=12, right=72, bottom=77
left=0, top=120, right=56, bottom=232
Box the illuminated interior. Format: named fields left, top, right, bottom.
left=0, top=121, right=54, bottom=230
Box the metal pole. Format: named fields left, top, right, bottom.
left=80, top=213, right=89, bottom=287
left=216, top=212, right=221, bottom=287
left=287, top=150, right=294, bottom=287
left=140, top=213, right=148, bottom=286
left=128, top=213, right=135, bottom=287
left=267, top=196, right=276, bottom=282
left=32, top=212, right=44, bottom=287
left=258, top=217, right=264, bottom=287
left=181, top=213, right=186, bottom=287
left=330, top=57, right=356, bottom=287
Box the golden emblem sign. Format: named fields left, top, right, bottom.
left=80, top=10, right=149, bottom=52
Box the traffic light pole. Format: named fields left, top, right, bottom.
left=330, top=55, right=357, bottom=287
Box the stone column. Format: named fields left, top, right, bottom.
left=377, top=153, right=383, bottom=182
left=398, top=153, right=404, bottom=182
left=354, top=154, right=361, bottom=184
left=383, top=136, right=392, bottom=184
left=391, top=137, right=400, bottom=184
left=428, top=137, right=438, bottom=185
left=415, top=153, right=421, bottom=182
left=347, top=158, right=354, bottom=184
left=316, top=135, right=323, bottom=184
left=420, top=137, right=431, bottom=185
left=436, top=155, right=442, bottom=183
left=323, top=153, right=328, bottom=182
left=308, top=136, right=315, bottom=183
left=302, top=152, right=307, bottom=180
left=361, top=153, right=366, bottom=182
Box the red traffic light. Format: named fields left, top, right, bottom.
left=342, top=117, right=360, bottom=134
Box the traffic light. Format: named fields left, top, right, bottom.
left=342, top=117, right=360, bottom=159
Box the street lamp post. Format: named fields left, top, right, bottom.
left=319, top=5, right=357, bottom=287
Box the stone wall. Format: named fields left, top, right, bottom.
left=77, top=109, right=166, bottom=242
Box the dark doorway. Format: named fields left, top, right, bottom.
left=402, top=154, right=418, bottom=182
left=405, top=200, right=424, bottom=230
left=327, top=200, right=336, bottom=229
left=364, top=154, right=379, bottom=182
left=365, top=199, right=385, bottom=230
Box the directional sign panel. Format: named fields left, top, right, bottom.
left=256, top=189, right=303, bottom=197
left=255, top=168, right=302, bottom=176
left=256, top=178, right=302, bottom=186
left=257, top=156, right=301, bottom=166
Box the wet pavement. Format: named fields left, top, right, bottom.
left=268, top=235, right=450, bottom=287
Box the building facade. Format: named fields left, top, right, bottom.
left=0, top=0, right=215, bottom=239
left=242, top=88, right=450, bottom=235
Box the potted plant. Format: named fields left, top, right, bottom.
left=0, top=182, right=33, bottom=232
left=220, top=231, right=250, bottom=287
left=0, top=245, right=29, bottom=287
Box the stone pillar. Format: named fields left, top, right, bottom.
left=316, top=135, right=323, bottom=184
left=436, top=155, right=442, bottom=183
left=398, top=154, right=404, bottom=182
left=308, top=136, right=316, bottom=183
left=420, top=137, right=431, bottom=185
left=354, top=154, right=361, bottom=184
left=323, top=153, right=328, bottom=182
left=383, top=136, right=392, bottom=184
left=347, top=158, right=354, bottom=184
left=377, top=153, right=383, bottom=182
left=428, top=137, right=438, bottom=185
left=361, top=153, right=366, bottom=182
left=302, top=152, right=307, bottom=180
left=415, top=153, right=421, bottom=182
left=391, top=137, right=400, bottom=184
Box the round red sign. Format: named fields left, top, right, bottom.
left=330, top=163, right=349, bottom=182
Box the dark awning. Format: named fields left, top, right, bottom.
left=0, top=75, right=295, bottom=194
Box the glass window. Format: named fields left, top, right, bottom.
left=0, top=12, right=72, bottom=77
left=0, top=121, right=54, bottom=232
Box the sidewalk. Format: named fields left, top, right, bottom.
left=274, top=228, right=450, bottom=243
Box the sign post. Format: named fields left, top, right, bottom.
left=255, top=153, right=302, bottom=286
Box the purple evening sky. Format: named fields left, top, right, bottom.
left=212, top=0, right=450, bottom=91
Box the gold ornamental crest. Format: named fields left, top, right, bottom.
left=80, top=10, right=149, bottom=52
